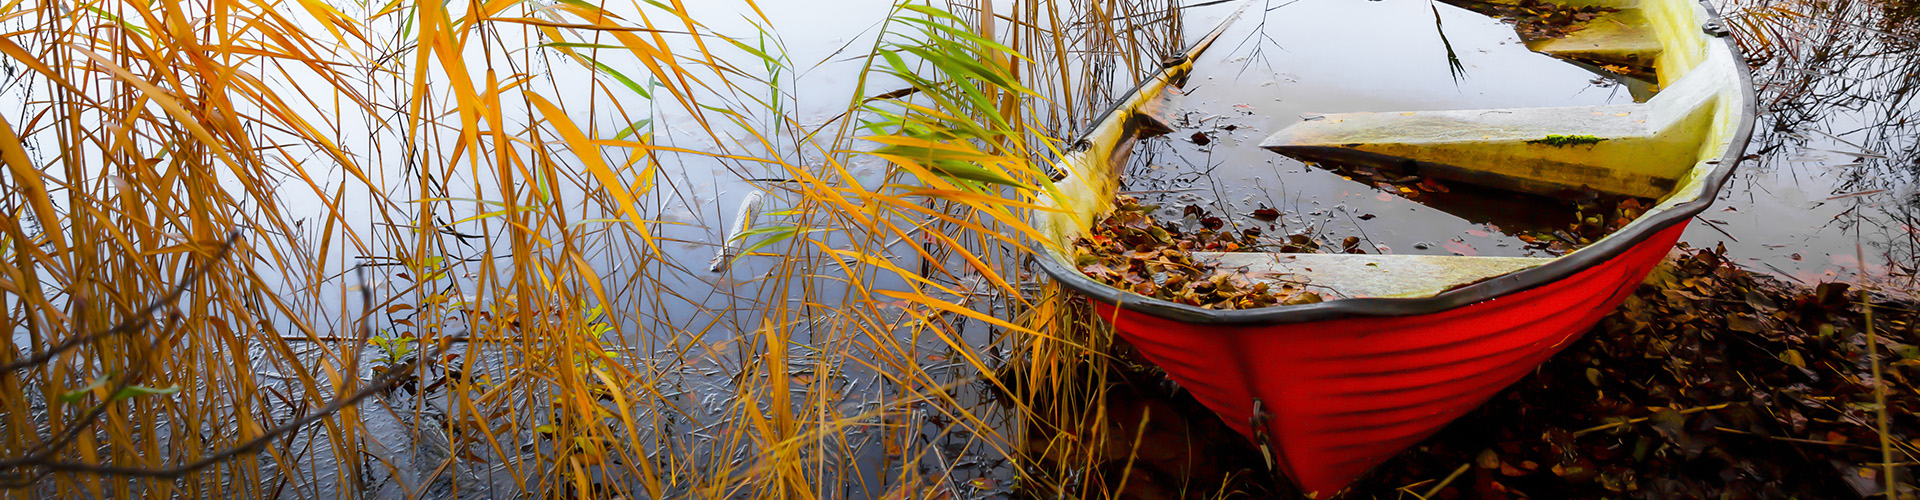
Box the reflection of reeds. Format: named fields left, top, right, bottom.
left=1732, top=0, right=1910, bottom=124
left=0, top=0, right=1186, bottom=497
left=1721, top=0, right=1920, bottom=285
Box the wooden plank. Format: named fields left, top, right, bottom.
left=1192, top=252, right=1552, bottom=299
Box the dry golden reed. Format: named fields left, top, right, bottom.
left=0, top=0, right=1184, bottom=497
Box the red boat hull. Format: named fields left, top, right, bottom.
left=1091, top=223, right=1686, bottom=497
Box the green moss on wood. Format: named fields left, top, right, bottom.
left=1527, top=134, right=1606, bottom=146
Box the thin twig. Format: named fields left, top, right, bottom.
left=1420, top=463, right=1471, bottom=500
left=0, top=247, right=428, bottom=485
left=0, top=314, right=187, bottom=467
left=0, top=231, right=239, bottom=373
left=10, top=352, right=426, bottom=480
left=1572, top=403, right=1739, bottom=437
left=1865, top=286, right=1895, bottom=496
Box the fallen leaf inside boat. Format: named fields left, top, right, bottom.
left=1072, top=195, right=1322, bottom=309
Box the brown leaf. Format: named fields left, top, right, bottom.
left=1477, top=449, right=1502, bottom=469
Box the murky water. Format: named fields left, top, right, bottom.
left=1144, top=0, right=1920, bottom=294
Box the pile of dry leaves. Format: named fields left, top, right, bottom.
left=1072, top=195, right=1323, bottom=309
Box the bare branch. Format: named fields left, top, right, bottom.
left=0, top=231, right=240, bottom=373
left=4, top=351, right=423, bottom=482
left=0, top=232, right=429, bottom=487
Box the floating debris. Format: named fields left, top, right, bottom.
left=1511, top=189, right=1652, bottom=254
left=1072, top=171, right=1655, bottom=307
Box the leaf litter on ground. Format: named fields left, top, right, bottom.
left=1348, top=244, right=1920, bottom=499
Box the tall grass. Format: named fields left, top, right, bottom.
left=0, top=0, right=1190, bottom=497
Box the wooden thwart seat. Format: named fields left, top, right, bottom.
left=1193, top=252, right=1553, bottom=299
left=1260, top=102, right=1712, bottom=199
left=1528, top=9, right=1664, bottom=69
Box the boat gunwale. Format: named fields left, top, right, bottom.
left=1031, top=0, right=1758, bottom=326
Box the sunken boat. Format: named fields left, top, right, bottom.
left=1030, top=0, right=1756, bottom=495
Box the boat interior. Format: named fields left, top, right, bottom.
left=1038, top=0, right=1747, bottom=300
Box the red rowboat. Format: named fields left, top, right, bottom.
left=1031, top=0, right=1757, bottom=496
